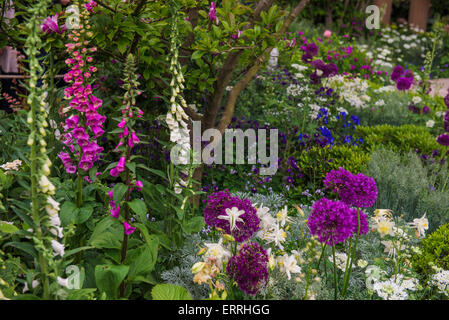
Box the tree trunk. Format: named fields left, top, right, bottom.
left=374, top=0, right=393, bottom=25
left=408, top=0, right=431, bottom=32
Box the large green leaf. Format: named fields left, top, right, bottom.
left=151, top=284, right=192, bottom=300
left=88, top=218, right=122, bottom=249
left=95, top=264, right=129, bottom=299
left=60, top=201, right=79, bottom=226
left=182, top=216, right=205, bottom=235
left=78, top=204, right=94, bottom=224
left=127, top=199, right=147, bottom=222
left=125, top=244, right=157, bottom=282
left=113, top=183, right=128, bottom=204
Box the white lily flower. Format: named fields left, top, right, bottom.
left=218, top=207, right=245, bottom=232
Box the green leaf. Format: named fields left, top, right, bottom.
left=113, top=183, right=128, bottom=204
left=4, top=242, right=37, bottom=258
left=0, top=170, right=6, bottom=186
left=151, top=284, right=192, bottom=300
left=0, top=222, right=18, bottom=234
left=191, top=51, right=204, bottom=60
left=89, top=218, right=122, bottom=249
left=78, top=204, right=94, bottom=224
left=125, top=244, right=157, bottom=281
left=136, top=164, right=166, bottom=179
left=182, top=216, right=205, bottom=235
left=134, top=223, right=159, bottom=270
left=127, top=199, right=147, bottom=218
left=126, top=162, right=136, bottom=174
left=66, top=288, right=97, bottom=300
left=64, top=246, right=94, bottom=258
left=95, top=264, right=129, bottom=299
left=60, top=201, right=79, bottom=226
left=117, top=38, right=129, bottom=54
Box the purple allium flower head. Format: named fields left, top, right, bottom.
left=226, top=242, right=268, bottom=295
left=324, top=167, right=378, bottom=208
left=404, top=69, right=414, bottom=80
left=307, top=198, right=358, bottom=245
left=324, top=63, right=338, bottom=77
left=203, top=190, right=260, bottom=242
left=392, top=65, right=404, bottom=75
left=309, top=71, right=321, bottom=84
left=301, top=52, right=313, bottom=64
left=422, top=105, right=430, bottom=114
left=310, top=59, right=326, bottom=70
left=396, top=77, right=412, bottom=91
left=408, top=104, right=419, bottom=114
left=437, top=134, right=449, bottom=146
left=304, top=42, right=319, bottom=56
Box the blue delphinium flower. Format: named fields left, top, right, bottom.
left=318, top=126, right=334, bottom=145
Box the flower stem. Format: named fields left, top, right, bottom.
left=341, top=235, right=353, bottom=295
left=331, top=244, right=338, bottom=300
left=341, top=207, right=361, bottom=298
left=30, top=77, right=50, bottom=300
left=76, top=171, right=83, bottom=208
left=119, top=148, right=131, bottom=298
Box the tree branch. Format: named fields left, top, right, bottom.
left=216, top=0, right=310, bottom=134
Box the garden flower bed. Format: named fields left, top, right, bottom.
left=0, top=0, right=449, bottom=302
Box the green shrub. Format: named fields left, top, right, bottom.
left=413, top=223, right=449, bottom=279
left=297, top=145, right=370, bottom=188
left=357, top=124, right=445, bottom=156
left=365, top=148, right=449, bottom=230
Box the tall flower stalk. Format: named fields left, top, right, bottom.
left=107, top=53, right=143, bottom=297
left=25, top=0, right=65, bottom=299
left=58, top=0, right=104, bottom=208
left=165, top=0, right=192, bottom=193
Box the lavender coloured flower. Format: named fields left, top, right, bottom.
left=226, top=242, right=268, bottom=295
left=324, top=167, right=378, bottom=208
left=396, top=77, right=412, bottom=91
left=437, top=133, right=449, bottom=146
left=307, top=198, right=358, bottom=245
left=304, top=42, right=319, bottom=56
left=324, top=63, right=338, bottom=77
left=203, top=190, right=260, bottom=242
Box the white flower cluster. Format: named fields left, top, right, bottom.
left=255, top=204, right=288, bottom=250
left=430, top=268, right=449, bottom=297
left=372, top=274, right=419, bottom=300
left=323, top=75, right=370, bottom=109
left=374, top=99, right=385, bottom=107
left=328, top=252, right=350, bottom=272
left=374, top=85, right=396, bottom=94
left=308, top=103, right=326, bottom=120
left=378, top=25, right=429, bottom=64
left=286, top=84, right=306, bottom=97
